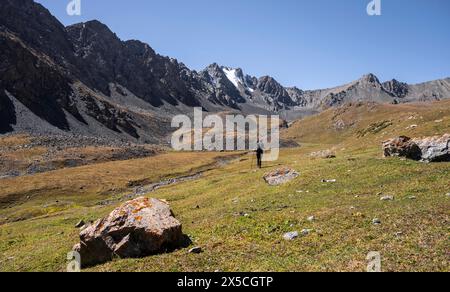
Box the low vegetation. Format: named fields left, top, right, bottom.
left=0, top=101, right=449, bottom=272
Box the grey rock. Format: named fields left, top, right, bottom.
left=73, top=197, right=184, bottom=268
left=75, top=220, right=85, bottom=228
left=380, top=195, right=394, bottom=201
left=413, top=134, right=450, bottom=162
left=301, top=229, right=313, bottom=236
left=310, top=150, right=336, bottom=159
left=372, top=218, right=382, bottom=225
left=263, top=167, right=299, bottom=186
left=188, top=247, right=203, bottom=254
left=283, top=231, right=299, bottom=241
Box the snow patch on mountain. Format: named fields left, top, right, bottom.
left=223, top=68, right=242, bottom=89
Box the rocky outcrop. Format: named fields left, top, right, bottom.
left=73, top=197, right=185, bottom=268
left=383, top=79, right=409, bottom=98
left=256, top=76, right=296, bottom=110
left=263, top=167, right=299, bottom=186
left=383, top=135, right=450, bottom=162
left=382, top=136, right=422, bottom=160
left=413, top=134, right=450, bottom=162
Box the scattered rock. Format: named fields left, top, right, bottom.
left=283, top=231, right=299, bottom=241
left=75, top=220, right=85, bottom=228
left=188, top=247, right=203, bottom=254
left=446, top=193, right=450, bottom=198
left=263, top=167, right=299, bottom=186
left=321, top=179, right=337, bottom=183
left=395, top=232, right=404, bottom=237
left=301, top=229, right=313, bottom=236
left=233, top=212, right=250, bottom=217
left=307, top=216, right=315, bottom=222
left=73, top=197, right=185, bottom=268
left=408, top=196, right=417, bottom=200
left=372, top=218, right=382, bottom=225
left=380, top=195, right=394, bottom=201
left=382, top=136, right=422, bottom=160
left=310, top=150, right=336, bottom=159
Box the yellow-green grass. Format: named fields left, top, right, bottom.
left=0, top=151, right=237, bottom=224
left=0, top=145, right=448, bottom=272
left=0, top=101, right=449, bottom=272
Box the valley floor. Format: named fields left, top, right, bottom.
left=0, top=101, right=449, bottom=272
left=0, top=145, right=448, bottom=272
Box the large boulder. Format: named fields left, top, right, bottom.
left=383, top=134, right=450, bottom=162
left=382, top=136, right=422, bottom=160
left=73, top=197, right=185, bottom=268
left=413, top=134, right=450, bottom=162
left=263, top=167, right=299, bottom=186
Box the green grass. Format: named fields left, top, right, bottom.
left=0, top=145, right=448, bottom=272
left=1, top=100, right=449, bottom=272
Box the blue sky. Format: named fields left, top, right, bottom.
left=35, top=0, right=450, bottom=89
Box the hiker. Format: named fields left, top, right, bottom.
left=256, top=142, right=264, bottom=169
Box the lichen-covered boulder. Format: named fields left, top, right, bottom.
left=382, top=136, right=422, bottom=160
left=263, top=167, right=299, bottom=186
left=73, top=197, right=184, bottom=268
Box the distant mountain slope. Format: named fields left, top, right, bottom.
left=0, top=0, right=449, bottom=143
left=283, top=99, right=450, bottom=146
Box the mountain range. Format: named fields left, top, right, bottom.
left=1, top=0, right=449, bottom=143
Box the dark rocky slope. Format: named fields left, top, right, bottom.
left=1, top=0, right=449, bottom=143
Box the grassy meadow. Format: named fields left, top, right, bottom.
left=0, top=101, right=449, bottom=272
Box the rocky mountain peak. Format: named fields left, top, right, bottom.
left=257, top=76, right=287, bottom=94
left=359, top=73, right=381, bottom=85
left=67, top=20, right=123, bottom=57
left=382, top=79, right=409, bottom=98
left=0, top=0, right=75, bottom=66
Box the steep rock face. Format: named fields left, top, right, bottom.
left=0, top=0, right=80, bottom=72
left=0, top=30, right=84, bottom=130
left=67, top=21, right=202, bottom=107
left=200, top=63, right=245, bottom=107
left=383, top=79, right=409, bottom=98
left=407, top=78, right=450, bottom=102
left=285, top=87, right=307, bottom=107
left=1, top=0, right=450, bottom=141
left=0, top=90, right=15, bottom=134
left=256, top=76, right=295, bottom=110
left=321, top=74, right=395, bottom=108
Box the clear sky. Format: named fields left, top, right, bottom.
left=35, top=0, right=450, bottom=90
